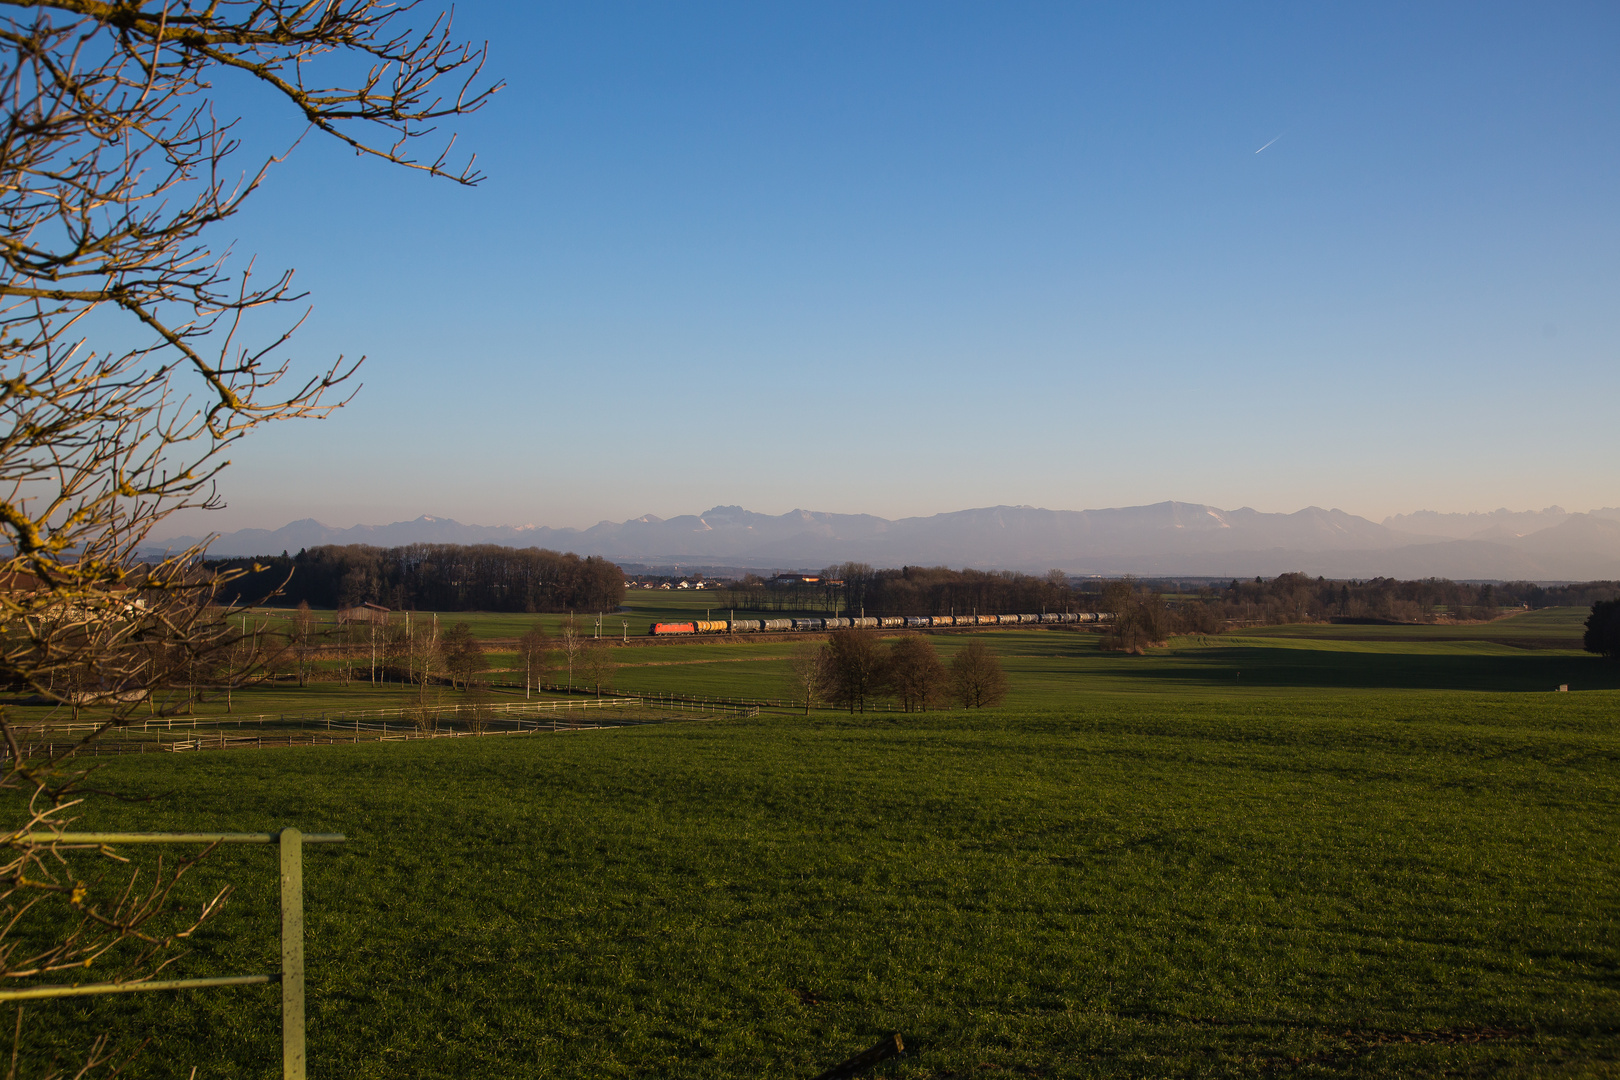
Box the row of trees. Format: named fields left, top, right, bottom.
left=786, top=630, right=1009, bottom=713
left=211, top=544, right=626, bottom=614
left=120, top=607, right=628, bottom=718
left=1209, top=574, right=1515, bottom=624
left=292, top=609, right=620, bottom=697
left=1184, top=574, right=1620, bottom=626
left=1098, top=574, right=1620, bottom=644
left=724, top=564, right=1083, bottom=618
left=724, top=565, right=1620, bottom=627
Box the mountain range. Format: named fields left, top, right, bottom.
left=152, top=502, right=1620, bottom=581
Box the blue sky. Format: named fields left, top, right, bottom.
left=182, top=1, right=1620, bottom=532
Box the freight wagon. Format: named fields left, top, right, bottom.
left=650, top=611, right=1111, bottom=635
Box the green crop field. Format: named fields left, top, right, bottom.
left=11, top=607, right=1620, bottom=1077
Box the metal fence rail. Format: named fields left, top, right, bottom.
left=0, top=829, right=344, bottom=1080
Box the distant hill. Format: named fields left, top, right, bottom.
left=1382, top=506, right=1620, bottom=541
left=151, top=502, right=1620, bottom=581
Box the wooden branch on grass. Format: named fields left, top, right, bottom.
left=811, top=1032, right=905, bottom=1080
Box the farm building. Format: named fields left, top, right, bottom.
left=336, top=602, right=391, bottom=626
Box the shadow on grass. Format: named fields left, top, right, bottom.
left=1115, top=646, right=1620, bottom=693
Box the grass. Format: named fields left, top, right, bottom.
left=6, top=607, right=1611, bottom=728
left=10, top=607, right=1619, bottom=1076
left=1241, top=607, right=1591, bottom=649
left=608, top=607, right=1618, bottom=703
left=14, top=690, right=1620, bottom=1078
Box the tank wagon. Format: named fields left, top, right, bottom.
left=649, top=610, right=1111, bottom=635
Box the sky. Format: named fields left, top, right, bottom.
left=168, top=1, right=1620, bottom=534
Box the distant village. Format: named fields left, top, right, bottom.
left=624, top=573, right=829, bottom=592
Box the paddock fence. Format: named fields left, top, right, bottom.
left=4, top=696, right=759, bottom=760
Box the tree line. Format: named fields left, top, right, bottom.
left=1204, top=574, right=1616, bottom=625
left=1097, top=573, right=1620, bottom=653
left=149, top=607, right=624, bottom=717
left=725, top=564, right=1080, bottom=617
left=209, top=544, right=626, bottom=614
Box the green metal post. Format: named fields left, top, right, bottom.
left=280, top=828, right=305, bottom=1079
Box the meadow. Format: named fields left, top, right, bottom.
left=10, top=607, right=1619, bottom=1077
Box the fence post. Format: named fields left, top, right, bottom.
left=280, top=827, right=306, bottom=1080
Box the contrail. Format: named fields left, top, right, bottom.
left=1254, top=135, right=1282, bottom=154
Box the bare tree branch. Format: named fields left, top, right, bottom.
left=0, top=1, right=498, bottom=1064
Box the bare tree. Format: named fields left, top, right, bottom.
left=289, top=600, right=318, bottom=688
left=464, top=681, right=495, bottom=735
left=888, top=636, right=949, bottom=712
left=1045, top=569, right=1072, bottom=612
left=559, top=616, right=584, bottom=692
left=0, top=4, right=495, bottom=1056
left=576, top=642, right=616, bottom=699
left=405, top=615, right=439, bottom=703
left=822, top=629, right=890, bottom=714
left=784, top=642, right=829, bottom=715
left=833, top=562, right=876, bottom=617
left=1101, top=578, right=1173, bottom=653
left=950, top=640, right=1009, bottom=708
left=403, top=618, right=441, bottom=733
left=381, top=614, right=409, bottom=688
left=516, top=623, right=552, bottom=699
left=221, top=616, right=255, bottom=712
left=438, top=621, right=484, bottom=691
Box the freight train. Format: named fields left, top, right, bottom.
left=649, top=612, right=1109, bottom=635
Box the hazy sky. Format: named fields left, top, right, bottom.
left=176, top=2, right=1620, bottom=533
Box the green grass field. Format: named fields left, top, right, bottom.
left=11, top=607, right=1619, bottom=1077
left=10, top=608, right=1609, bottom=728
